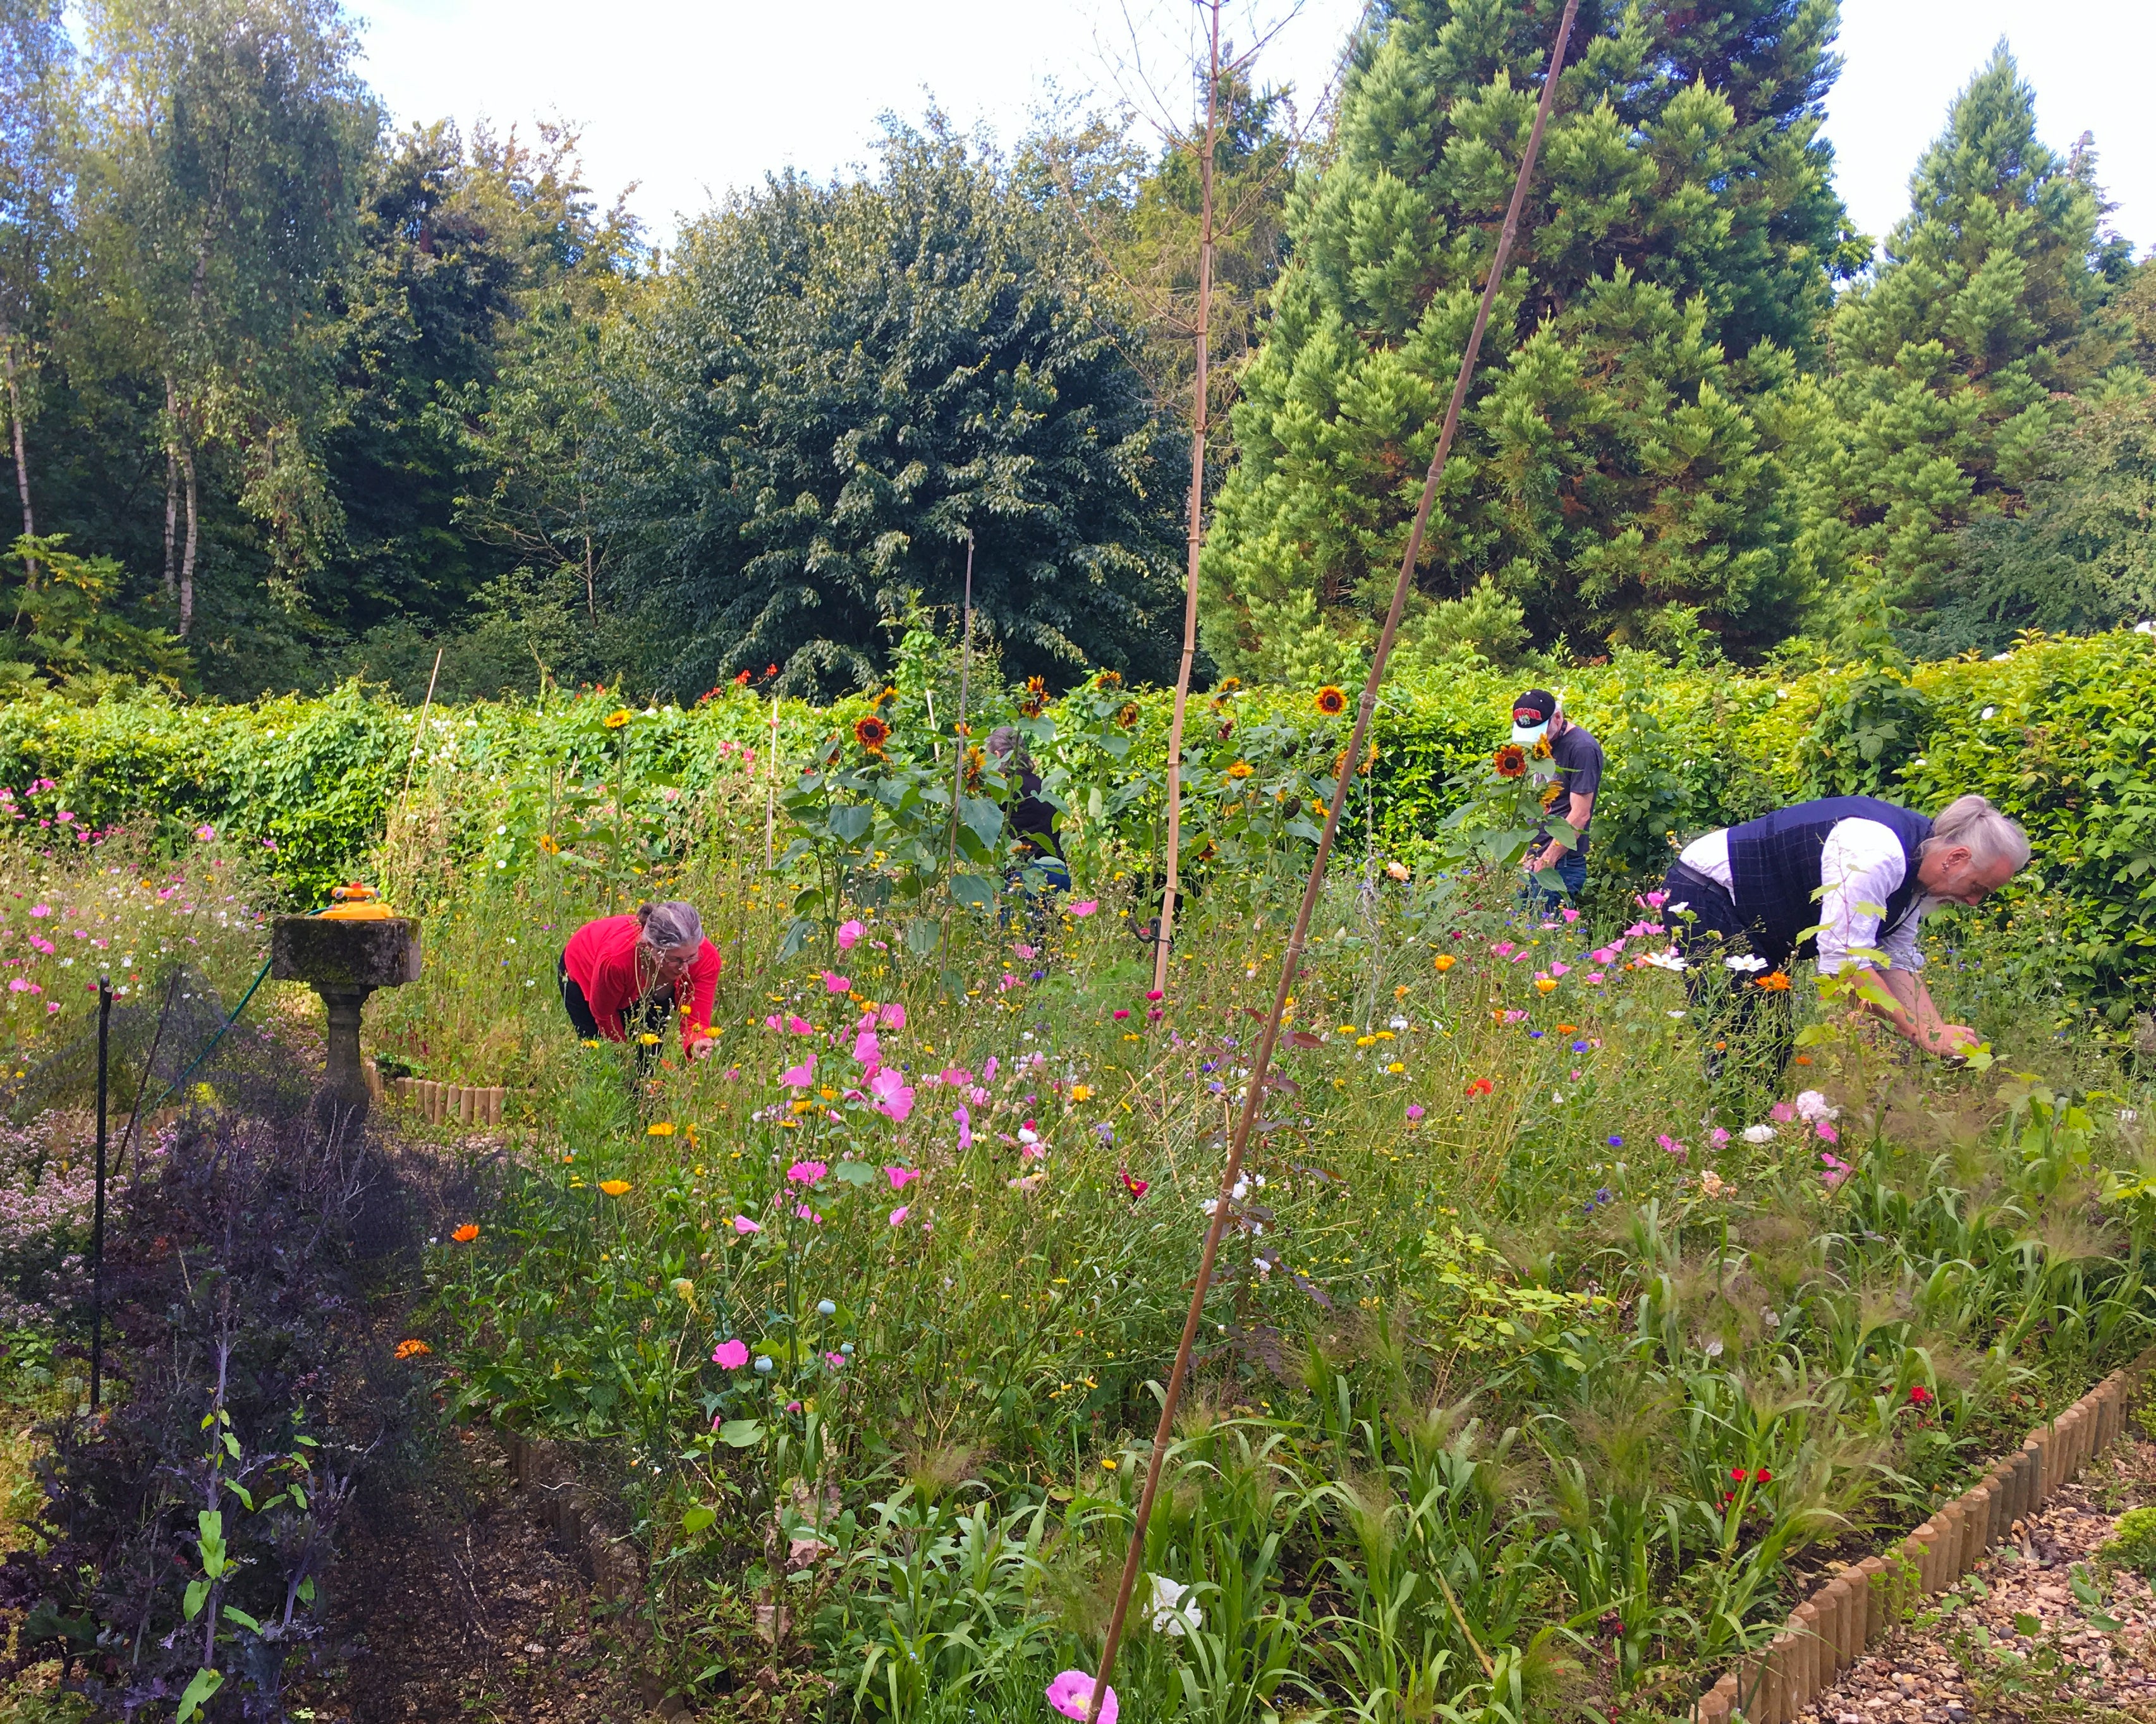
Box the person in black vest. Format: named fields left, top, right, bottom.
left=1511, top=688, right=1604, bottom=911
left=1660, top=793, right=2030, bottom=1066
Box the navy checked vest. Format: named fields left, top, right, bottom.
left=1726, top=796, right=1933, bottom=964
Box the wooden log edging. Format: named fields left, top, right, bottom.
left=492, top=1419, right=644, bottom=1605
left=379, top=1069, right=508, bottom=1127
left=1696, top=1345, right=2156, bottom=1723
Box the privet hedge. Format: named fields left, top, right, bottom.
left=0, top=630, right=2149, bottom=1011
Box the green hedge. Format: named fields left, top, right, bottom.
left=1, top=632, right=2150, bottom=1008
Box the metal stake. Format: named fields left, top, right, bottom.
left=90, top=973, right=109, bottom=1411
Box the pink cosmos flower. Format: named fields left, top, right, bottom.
left=1644, top=890, right=1669, bottom=909
left=1068, top=901, right=1098, bottom=917
left=1047, top=1672, right=1118, bottom=1724
left=836, top=920, right=866, bottom=950
left=733, top=1215, right=762, bottom=1235
left=1501, top=1009, right=1528, bottom=1023
left=194, top=824, right=216, bottom=842
left=886, top=1166, right=920, bottom=1190
left=787, top=1014, right=813, bottom=1035
left=28, top=904, right=47, bottom=918
left=1591, top=948, right=1617, bottom=964
left=854, top=1029, right=882, bottom=1067
left=787, top=1160, right=829, bottom=1185
left=794, top=1204, right=823, bottom=1223
left=1561, top=906, right=1581, bottom=923
left=1710, top=1127, right=1731, bottom=1148
left=7, top=978, right=33, bottom=993
left=1014, top=944, right=1037, bottom=961
left=1585, top=971, right=1606, bottom=984
left=45, top=1001, right=59, bottom=1014
left=999, top=973, right=1020, bottom=992
left=1492, top=941, right=1516, bottom=957
left=712, top=1339, right=750, bottom=1369
left=954, top=1104, right=973, bottom=1151
left=879, top=1002, right=904, bottom=1028
left=781, top=1057, right=815, bottom=1087
left=824, top=971, right=851, bottom=993
left=1815, top=1120, right=1839, bottom=1144
left=889, top=1205, right=910, bottom=1227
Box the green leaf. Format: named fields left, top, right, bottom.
left=298, top=1576, right=316, bottom=1604
left=958, top=794, right=1004, bottom=853
left=834, top=1161, right=876, bottom=1186
left=2013, top=1612, right=2042, bottom=1636
left=949, top=874, right=996, bottom=909
left=717, top=1419, right=765, bottom=1450
left=827, top=804, right=873, bottom=844
left=906, top=916, right=940, bottom=956
left=183, top=1578, right=209, bottom=1622
left=682, top=1503, right=716, bottom=1537
left=222, top=1605, right=262, bottom=1631
left=176, top=1667, right=224, bottom=1723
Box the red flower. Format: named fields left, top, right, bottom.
left=1909, top=1384, right=1934, bottom=1406
left=1465, top=1078, right=1494, bottom=1098
left=1120, top=1170, right=1148, bottom=1199
left=1729, top=1467, right=1748, bottom=1484
left=1755, top=1467, right=1773, bottom=1484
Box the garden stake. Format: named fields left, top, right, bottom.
left=939, top=531, right=977, bottom=964
left=394, top=645, right=446, bottom=829
left=89, top=973, right=109, bottom=1411
left=1150, top=0, right=1223, bottom=998
left=764, top=686, right=781, bottom=870
left=112, top=966, right=183, bottom=1184
left=1082, top=4, right=1581, bottom=1715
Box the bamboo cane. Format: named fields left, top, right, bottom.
left=1083, top=7, right=1581, bottom=1715
left=1150, top=0, right=1223, bottom=997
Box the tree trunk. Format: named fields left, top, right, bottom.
left=1152, top=0, right=1222, bottom=997
left=178, top=438, right=198, bottom=636
left=162, top=376, right=180, bottom=598
left=1, top=319, right=34, bottom=580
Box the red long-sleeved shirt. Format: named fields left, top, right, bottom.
left=562, top=914, right=720, bottom=1052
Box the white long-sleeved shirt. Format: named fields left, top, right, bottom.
left=1679, top=818, right=1937, bottom=973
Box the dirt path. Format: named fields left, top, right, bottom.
left=1798, top=1431, right=2156, bottom=1724
left=291, top=1425, right=650, bottom=1724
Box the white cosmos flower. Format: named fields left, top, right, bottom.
left=1642, top=949, right=1688, bottom=972
left=1149, top=1575, right=1203, bottom=1636
left=1743, top=1124, right=1777, bottom=1144
left=1724, top=954, right=1769, bottom=972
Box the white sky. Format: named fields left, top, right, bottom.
left=350, top=0, right=2153, bottom=260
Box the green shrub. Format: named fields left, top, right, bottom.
left=2102, top=1505, right=2156, bottom=1575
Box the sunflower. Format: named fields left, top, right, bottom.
left=1217, top=675, right=1242, bottom=693
left=853, top=714, right=891, bottom=753
left=1493, top=744, right=1528, bottom=779
left=1332, top=742, right=1379, bottom=780
left=1115, top=701, right=1140, bottom=729
left=870, top=685, right=895, bottom=709
left=1018, top=674, right=1049, bottom=717
left=1531, top=736, right=1552, bottom=761
left=963, top=744, right=985, bottom=791
left=1227, top=760, right=1253, bottom=780
left=1094, top=671, right=1123, bottom=691
left=603, top=708, right=633, bottom=729
left=537, top=832, right=561, bottom=855
left=1315, top=685, right=1348, bottom=717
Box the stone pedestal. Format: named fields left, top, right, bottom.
left=271, top=916, right=422, bottom=1120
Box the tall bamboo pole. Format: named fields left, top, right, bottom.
left=1150, top=0, right=1224, bottom=997
left=1083, top=7, right=1580, bottom=1715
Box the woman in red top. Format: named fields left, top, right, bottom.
left=559, top=901, right=721, bottom=1060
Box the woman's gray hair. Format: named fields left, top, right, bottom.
left=985, top=726, right=1033, bottom=772
left=636, top=901, right=705, bottom=952
left=1923, top=794, right=2031, bottom=872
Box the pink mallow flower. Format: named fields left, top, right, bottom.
left=954, top=1104, right=973, bottom=1151
left=712, top=1339, right=750, bottom=1369
left=889, top=1205, right=910, bottom=1227
left=1820, top=1152, right=1852, bottom=1190
left=732, top=1215, right=762, bottom=1235
left=823, top=971, right=851, bottom=993
left=836, top=920, right=866, bottom=950
left=1068, top=901, right=1098, bottom=917
left=879, top=1002, right=904, bottom=1028
left=886, top=1165, right=920, bottom=1190
left=854, top=1029, right=881, bottom=1067
left=786, top=1160, right=829, bottom=1185
left=780, top=1057, right=815, bottom=1088
left=1047, top=1673, right=1118, bottom=1724
left=869, top=1067, right=914, bottom=1123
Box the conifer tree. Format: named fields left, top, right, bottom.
left=1200, top=0, right=1850, bottom=678
left=1791, top=44, right=2132, bottom=647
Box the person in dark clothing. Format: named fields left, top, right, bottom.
left=1657, top=792, right=2030, bottom=1069
left=1511, top=689, right=1604, bottom=910
left=986, top=726, right=1073, bottom=902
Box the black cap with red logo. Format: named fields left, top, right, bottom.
left=1510, top=688, right=1557, bottom=744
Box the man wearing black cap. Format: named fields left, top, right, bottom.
left=1511, top=688, right=1604, bottom=909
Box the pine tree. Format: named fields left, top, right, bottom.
left=1200, top=0, right=1851, bottom=679
left=1793, top=44, right=2131, bottom=648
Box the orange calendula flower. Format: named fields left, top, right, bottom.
left=1534, top=977, right=1559, bottom=993
left=1755, top=971, right=1793, bottom=991
left=395, top=1339, right=431, bottom=1359
left=647, top=1122, right=676, bottom=1136
left=1433, top=954, right=1456, bottom=972
left=599, top=1179, right=633, bottom=1197
left=1493, top=744, right=1528, bottom=779
left=1554, top=1023, right=1577, bottom=1035
left=537, top=832, right=561, bottom=854
left=451, top=1223, right=480, bottom=1244
left=1227, top=760, right=1253, bottom=780
left=854, top=713, right=890, bottom=753
left=1315, top=686, right=1348, bottom=717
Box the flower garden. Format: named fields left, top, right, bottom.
left=0, top=640, right=2150, bottom=1721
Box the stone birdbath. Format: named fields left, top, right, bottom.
left=270, top=913, right=422, bottom=1119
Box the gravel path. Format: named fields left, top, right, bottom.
left=1796, top=1431, right=2156, bottom=1723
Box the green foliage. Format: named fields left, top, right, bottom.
left=1793, top=47, right=2131, bottom=648
left=0, top=534, right=189, bottom=694
left=1200, top=0, right=1849, bottom=674
left=2099, top=1504, right=2156, bottom=1575
left=595, top=120, right=1185, bottom=701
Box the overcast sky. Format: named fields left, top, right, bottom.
left=351, top=0, right=2153, bottom=262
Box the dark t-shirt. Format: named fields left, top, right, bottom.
left=1009, top=767, right=1064, bottom=860
left=1538, top=722, right=1604, bottom=837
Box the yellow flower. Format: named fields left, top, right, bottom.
left=1069, top=1084, right=1093, bottom=1102
left=647, top=1122, right=676, bottom=1136
left=1386, top=1060, right=1404, bottom=1073
left=603, top=708, right=633, bottom=729
left=599, top=1179, right=632, bottom=1197
left=395, top=1339, right=431, bottom=1359
left=1534, top=977, right=1559, bottom=993
left=537, top=832, right=561, bottom=854
left=671, top=1278, right=697, bottom=1303
left=1227, top=760, right=1253, bottom=780
left=637, top=1032, right=661, bottom=1046
left=1433, top=954, right=1456, bottom=973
